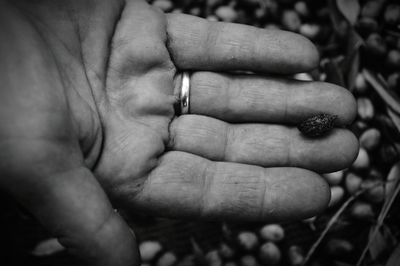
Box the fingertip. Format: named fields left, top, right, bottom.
left=348, top=92, right=358, bottom=125
left=345, top=131, right=360, bottom=167
left=26, top=165, right=140, bottom=266
left=273, top=168, right=329, bottom=221
left=101, top=212, right=140, bottom=266
left=320, top=83, right=357, bottom=125
left=297, top=34, right=320, bottom=71
left=313, top=172, right=331, bottom=214
left=338, top=87, right=358, bottom=125
left=104, top=213, right=140, bottom=266
left=300, top=169, right=330, bottom=218
left=316, top=129, right=360, bottom=173
left=62, top=210, right=140, bottom=266
left=284, top=32, right=321, bottom=73
left=263, top=30, right=320, bottom=73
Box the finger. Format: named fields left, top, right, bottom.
left=0, top=147, right=139, bottom=266
left=169, top=115, right=359, bottom=173
left=166, top=14, right=319, bottom=73
left=104, top=0, right=176, bottom=125
left=107, top=0, right=173, bottom=80
left=189, top=72, right=357, bottom=125
left=134, top=151, right=330, bottom=221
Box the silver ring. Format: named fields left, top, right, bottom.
left=180, top=72, right=190, bottom=115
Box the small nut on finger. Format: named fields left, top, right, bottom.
left=297, top=114, right=338, bottom=137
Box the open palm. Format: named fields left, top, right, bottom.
left=0, top=0, right=358, bottom=265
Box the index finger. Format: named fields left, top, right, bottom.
left=166, top=14, right=319, bottom=74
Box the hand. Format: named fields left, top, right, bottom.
left=0, top=0, right=358, bottom=265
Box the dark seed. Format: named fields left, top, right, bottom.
left=297, top=114, right=337, bottom=137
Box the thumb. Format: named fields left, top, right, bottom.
left=1, top=161, right=139, bottom=266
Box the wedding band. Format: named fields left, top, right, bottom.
left=180, top=71, right=190, bottom=115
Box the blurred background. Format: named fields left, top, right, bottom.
left=1, top=0, right=400, bottom=265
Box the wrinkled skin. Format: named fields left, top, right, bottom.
left=0, top=0, right=358, bottom=265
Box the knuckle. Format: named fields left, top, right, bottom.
left=167, top=117, right=180, bottom=149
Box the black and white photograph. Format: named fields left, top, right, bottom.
left=0, top=0, right=399, bottom=265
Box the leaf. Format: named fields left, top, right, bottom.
left=205, top=250, right=222, bottom=266
left=387, top=108, right=400, bottom=135
left=385, top=29, right=400, bottom=38
left=221, top=223, right=233, bottom=241
left=31, top=238, right=65, bottom=257
left=383, top=224, right=398, bottom=246
left=381, top=170, right=400, bottom=224
left=177, top=255, right=196, bottom=266
left=386, top=243, right=400, bottom=266
left=363, top=69, right=400, bottom=115
left=339, top=26, right=363, bottom=90
left=385, top=161, right=400, bottom=205
left=346, top=29, right=364, bottom=55
left=336, top=0, right=360, bottom=25
left=190, top=238, right=208, bottom=266
left=357, top=172, right=400, bottom=265
left=369, top=228, right=387, bottom=260
left=345, top=49, right=360, bottom=91
left=303, top=190, right=366, bottom=265
left=325, top=59, right=345, bottom=87
left=329, top=0, right=350, bottom=38
left=332, top=261, right=353, bottom=266
left=369, top=225, right=397, bottom=260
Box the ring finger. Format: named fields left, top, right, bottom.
left=169, top=115, right=358, bottom=173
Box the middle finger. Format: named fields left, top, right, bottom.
left=188, top=72, right=357, bottom=125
